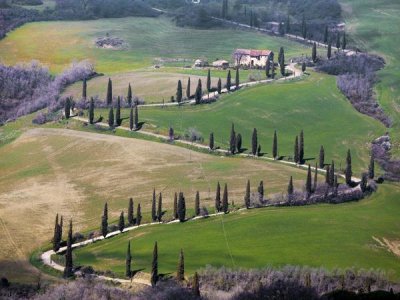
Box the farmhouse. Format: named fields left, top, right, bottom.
left=233, top=49, right=274, bottom=68
left=212, top=59, right=229, bottom=69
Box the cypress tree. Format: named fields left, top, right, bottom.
left=288, top=176, right=294, bottom=196
left=157, top=193, right=162, bottom=222
left=306, top=164, right=312, bottom=196
left=285, top=13, right=290, bottom=33
left=342, top=32, right=347, bottom=50
left=294, top=136, right=299, bottom=163
left=53, top=214, right=60, bottom=252
left=176, top=80, right=183, bottom=103
left=215, top=182, right=221, bottom=212
left=226, top=70, right=231, bottom=92
left=334, top=175, right=338, bottom=196
left=193, top=272, right=200, bottom=297
left=209, top=132, right=214, bottom=150
left=345, top=149, right=352, bottom=185
left=336, top=33, right=341, bottom=49
left=126, top=241, right=131, bottom=278
left=136, top=203, right=142, bottom=226
left=360, top=172, right=368, bottom=192
left=195, top=191, right=200, bottom=216
left=173, top=192, right=178, bottom=219
left=301, top=15, right=307, bottom=39
left=127, top=83, right=132, bottom=106
left=82, top=78, right=87, bottom=100
left=63, top=220, right=73, bottom=278
left=258, top=180, right=264, bottom=202
left=265, top=59, right=271, bottom=77
left=222, top=183, right=228, bottom=213
left=151, top=242, right=158, bottom=287
left=186, top=77, right=191, bottom=99
left=319, top=145, right=325, bottom=168
left=128, top=198, right=134, bottom=225
left=299, top=130, right=304, bottom=164
left=101, top=202, right=108, bottom=238
left=324, top=26, right=329, bottom=44
left=64, top=97, right=71, bottom=119
left=88, top=97, right=94, bottom=124
left=330, top=160, right=335, bottom=187
left=195, top=79, right=202, bottom=104
left=108, top=107, right=114, bottom=128
left=115, top=96, right=121, bottom=126
left=272, top=130, right=278, bottom=159
left=229, top=123, right=236, bottom=154
left=368, top=154, right=375, bottom=179
left=251, top=128, right=258, bottom=156
left=119, top=211, right=125, bottom=232
left=312, top=42, right=317, bottom=63
left=177, top=249, right=184, bottom=281
left=236, top=133, right=242, bottom=153
left=302, top=62, right=306, bottom=73
left=151, top=188, right=157, bottom=222
left=325, top=165, right=331, bottom=185
left=235, top=68, right=239, bottom=89
left=134, top=105, right=139, bottom=130
left=279, top=47, right=285, bottom=76
left=178, top=192, right=186, bottom=222
left=327, top=41, right=332, bottom=59
left=244, top=180, right=250, bottom=208
left=207, top=69, right=211, bottom=92
left=278, top=22, right=284, bottom=36
left=59, top=216, right=63, bottom=243
left=313, top=163, right=318, bottom=192
left=271, top=61, right=276, bottom=79
left=129, top=107, right=134, bottom=131
left=217, top=78, right=222, bottom=94
left=107, top=78, right=112, bottom=106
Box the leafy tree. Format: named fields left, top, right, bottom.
left=294, top=136, right=299, bottom=163
left=360, top=172, right=368, bottom=192
left=209, top=132, right=214, bottom=150
left=302, top=62, right=306, bottom=73
left=176, top=80, right=183, bottom=103
left=319, top=146, right=325, bottom=168
left=136, top=203, right=142, bottom=226
left=151, top=188, right=157, bottom=222
left=108, top=107, right=114, bottom=128
left=258, top=180, right=264, bottom=202
left=345, top=149, right=352, bottom=185
left=207, top=69, right=211, bottom=92
left=115, top=96, right=121, bottom=126
left=226, top=70, right=231, bottom=92
left=368, top=154, right=375, bottom=179
left=195, top=79, right=202, bottom=104
left=88, top=97, right=94, bottom=124
left=101, top=202, right=108, bottom=238
left=299, top=130, right=304, bottom=164
left=217, top=78, right=222, bottom=94
left=128, top=198, right=134, bottom=225
left=177, top=249, right=185, bottom=281
left=342, top=32, right=347, bottom=50
left=82, top=78, right=87, bottom=100
left=127, top=83, right=132, bottom=106
left=222, top=183, right=229, bottom=213
left=151, top=242, right=158, bottom=287
left=229, top=123, right=236, bottom=154
left=235, top=68, right=239, bottom=89
left=174, top=192, right=178, bottom=219
left=178, top=192, right=186, bottom=222
left=272, top=130, right=278, bottom=159
left=306, top=165, right=312, bottom=196
left=244, top=180, right=250, bottom=208
left=288, top=176, right=294, bottom=196
left=327, top=41, right=332, bottom=59
left=312, top=42, right=317, bottom=63
left=106, top=78, right=112, bottom=106
left=119, top=211, right=125, bottom=232
left=251, top=128, right=258, bottom=156
left=64, top=97, right=71, bottom=119
left=129, top=107, right=134, bottom=131
left=126, top=241, right=132, bottom=278
left=186, top=77, right=191, bottom=99
left=134, top=105, right=139, bottom=130
left=193, top=272, right=200, bottom=297
left=157, top=193, right=162, bottom=222
left=63, top=220, right=73, bottom=278
left=195, top=191, right=200, bottom=216
left=236, top=133, right=242, bottom=153
left=215, top=182, right=221, bottom=212
left=324, top=26, right=329, bottom=44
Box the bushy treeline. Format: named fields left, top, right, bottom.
left=372, top=135, right=400, bottom=181
left=0, top=60, right=95, bottom=124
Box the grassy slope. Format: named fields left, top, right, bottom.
left=74, top=183, right=400, bottom=279
left=92, top=72, right=385, bottom=173
left=0, top=17, right=308, bottom=74
left=340, top=0, right=400, bottom=158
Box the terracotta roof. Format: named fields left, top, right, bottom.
left=234, top=49, right=272, bottom=57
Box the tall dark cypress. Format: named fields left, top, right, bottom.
left=323, top=26, right=329, bottom=44
left=176, top=80, right=183, bottom=103
left=226, top=70, right=231, bottom=92
left=313, top=163, right=318, bottom=192
left=101, top=202, right=108, bottom=238
left=215, top=182, right=221, bottom=212
left=186, top=77, right=191, bottom=99
left=368, top=154, right=375, bottom=179
left=222, top=183, right=228, bottom=213
left=151, top=242, right=158, bottom=287
left=252, top=128, right=258, bottom=156
left=63, top=220, right=73, bottom=278
left=330, top=160, right=335, bottom=187
left=306, top=164, right=312, bottom=196
left=235, top=68, right=239, bottom=89
left=89, top=97, right=94, bottom=124
left=236, top=133, right=242, bottom=153
left=301, top=15, right=307, bottom=39
left=193, top=272, right=200, bottom=297
left=106, top=78, right=112, bottom=106
left=294, top=136, right=299, bottom=163
left=134, top=105, right=139, bottom=130
left=272, top=130, right=278, bottom=159
left=278, top=47, right=285, bottom=76
left=312, top=42, right=317, bottom=63
left=360, top=173, right=368, bottom=192
left=345, top=149, right=352, bottom=185
left=177, top=249, right=185, bottom=281
left=129, top=107, right=134, bottom=131
left=127, top=83, right=132, bottom=106
left=336, top=33, right=341, bottom=49
left=266, top=59, right=271, bottom=77
left=195, top=191, right=200, bottom=216
left=244, top=180, right=250, bottom=208
left=325, top=165, right=331, bottom=185
left=126, top=241, right=132, bottom=278
left=288, top=176, right=294, bottom=196
left=209, top=132, right=214, bottom=150
left=53, top=214, right=60, bottom=252
left=108, top=107, right=114, bottom=128
left=64, top=97, right=71, bottom=119
left=207, top=69, right=211, bottom=92
left=327, top=41, right=332, bottom=59
left=157, top=193, right=162, bottom=222
left=59, top=216, right=63, bottom=243
left=151, top=188, right=157, bottom=222
left=258, top=180, right=264, bottom=202
left=82, top=78, right=87, bottom=100
left=178, top=192, right=186, bottom=222
left=299, top=130, right=304, bottom=164
left=319, top=145, right=325, bottom=168
left=128, top=198, right=134, bottom=225
left=115, top=96, right=121, bottom=126
left=217, top=78, right=222, bottom=94
left=342, top=32, right=347, bottom=50
left=285, top=13, right=290, bottom=33
left=136, top=203, right=142, bottom=226
left=229, top=123, right=236, bottom=154
left=174, top=192, right=178, bottom=219
left=119, top=211, right=125, bottom=232
left=195, top=79, right=202, bottom=104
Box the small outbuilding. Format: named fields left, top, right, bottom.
left=212, top=60, right=229, bottom=69
left=194, top=59, right=208, bottom=68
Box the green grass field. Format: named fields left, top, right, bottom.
left=73, top=183, right=400, bottom=279
left=0, top=16, right=309, bottom=74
